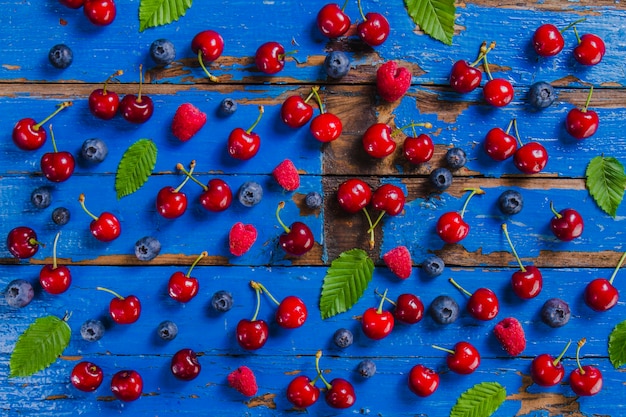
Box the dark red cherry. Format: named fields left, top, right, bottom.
left=371, top=184, right=405, bottom=216
left=337, top=178, right=372, bottom=214
left=281, top=95, right=313, bottom=128
left=393, top=293, right=424, bottom=324
left=12, top=102, right=72, bottom=151
left=325, top=378, right=356, bottom=409
left=228, top=106, right=264, bottom=160
left=357, top=12, right=390, bottom=47
left=89, top=70, right=122, bottom=120
left=433, top=342, right=480, bottom=375
left=449, top=60, right=482, bottom=93
left=403, top=133, right=434, bottom=164
left=286, top=375, right=320, bottom=408
left=236, top=319, right=269, bottom=350
left=110, top=370, right=143, bottom=402
left=484, top=123, right=517, bottom=161
left=83, top=0, right=116, bottom=26
left=483, top=78, right=514, bottom=107
left=574, top=33, right=605, bottom=66
left=530, top=341, right=571, bottom=387
left=310, top=113, right=342, bottom=143
left=70, top=361, right=104, bottom=392
left=40, top=126, right=75, bottom=183
left=532, top=24, right=565, bottom=57
left=276, top=202, right=314, bottom=256
left=7, top=226, right=41, bottom=259
left=408, top=364, right=439, bottom=397
left=513, top=142, right=548, bottom=174
left=549, top=202, right=583, bottom=241
left=317, top=3, right=351, bottom=38
left=255, top=41, right=287, bottom=74
left=171, top=348, right=201, bottom=381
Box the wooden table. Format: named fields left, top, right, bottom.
left=2, top=0, right=626, bottom=415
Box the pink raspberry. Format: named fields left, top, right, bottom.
left=227, top=366, right=258, bottom=397
left=493, top=317, right=526, bottom=356
left=171, top=103, right=207, bottom=141
left=228, top=222, right=258, bottom=256
left=272, top=159, right=300, bottom=191
left=383, top=246, right=412, bottom=279
left=376, top=61, right=412, bottom=102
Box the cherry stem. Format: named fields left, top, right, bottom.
left=374, top=288, right=397, bottom=306
left=582, top=86, right=594, bottom=112
left=573, top=25, right=581, bottom=44
left=246, top=105, right=264, bottom=134
left=504, top=118, right=514, bottom=135
left=449, top=277, right=472, bottom=297
left=376, top=288, right=389, bottom=313
left=96, top=286, right=124, bottom=300
left=553, top=340, right=572, bottom=367
left=304, top=86, right=319, bottom=104
left=102, top=70, right=123, bottom=95
left=197, top=50, right=218, bottom=82
left=561, top=17, right=587, bottom=34
left=549, top=201, right=562, bottom=219
left=186, top=251, right=207, bottom=277
left=250, top=280, right=263, bottom=322
left=357, top=0, right=366, bottom=21
left=512, top=118, right=523, bottom=147
left=137, top=64, right=144, bottom=103
left=575, top=338, right=587, bottom=374
left=501, top=223, right=526, bottom=272
left=608, top=251, right=626, bottom=285
left=460, top=187, right=485, bottom=218
left=78, top=193, right=98, bottom=221
left=177, top=162, right=207, bottom=191
left=340, top=0, right=349, bottom=12
left=482, top=50, right=494, bottom=81
left=173, top=160, right=196, bottom=193
left=315, top=350, right=332, bottom=389
left=51, top=231, right=61, bottom=270
left=394, top=122, right=433, bottom=136
left=49, top=124, right=58, bottom=153
left=367, top=211, right=386, bottom=234
left=276, top=201, right=291, bottom=233
left=431, top=344, right=455, bottom=355
left=361, top=207, right=376, bottom=249
left=252, top=281, right=281, bottom=306
left=311, top=86, right=325, bottom=114
left=34, top=101, right=72, bottom=131
left=471, top=41, right=496, bottom=67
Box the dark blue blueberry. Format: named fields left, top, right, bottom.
left=541, top=298, right=570, bottom=328
left=304, top=191, right=323, bottom=209
left=429, top=295, right=459, bottom=324
left=324, top=51, right=350, bottom=79
left=445, top=147, right=467, bottom=170
left=157, top=320, right=178, bottom=340
left=31, top=187, right=52, bottom=209
left=237, top=181, right=263, bottom=207
left=149, top=39, right=176, bottom=66
left=80, top=319, right=105, bottom=342
left=4, top=279, right=34, bottom=308
left=80, top=138, right=108, bottom=163
left=498, top=190, right=524, bottom=215
left=422, top=255, right=445, bottom=277
left=219, top=98, right=238, bottom=116
left=356, top=359, right=376, bottom=378
left=48, top=44, right=73, bottom=69
left=429, top=167, right=453, bottom=191
left=333, top=328, right=353, bottom=348
left=134, top=236, right=161, bottom=261
left=528, top=81, right=557, bottom=109
left=211, top=290, right=233, bottom=312
left=52, top=207, right=70, bottom=226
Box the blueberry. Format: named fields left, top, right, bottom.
left=422, top=255, right=445, bottom=277
left=134, top=236, right=161, bottom=261
left=356, top=359, right=376, bottom=378
left=445, top=147, right=467, bottom=170
left=149, top=39, right=176, bottom=66
left=4, top=279, right=34, bottom=308
left=219, top=98, right=237, bottom=116
left=498, top=190, right=524, bottom=215
left=541, top=298, right=571, bottom=328
left=80, top=138, right=108, bottom=163
left=429, top=295, right=460, bottom=324
left=211, top=290, right=234, bottom=312
left=31, top=187, right=52, bottom=209
left=528, top=81, right=557, bottom=109
left=429, top=167, right=453, bottom=191
left=48, top=44, right=73, bottom=69
left=324, top=51, right=350, bottom=79
left=51, top=207, right=71, bottom=226
left=304, top=191, right=323, bottom=209
left=80, top=319, right=105, bottom=342
left=157, top=320, right=178, bottom=341
left=333, top=328, right=353, bottom=348
left=237, top=181, right=263, bottom=207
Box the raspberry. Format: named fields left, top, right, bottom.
left=493, top=317, right=526, bottom=356
left=228, top=222, right=258, bottom=256
left=227, top=366, right=258, bottom=396
left=171, top=103, right=207, bottom=142
left=382, top=246, right=412, bottom=279
left=376, top=60, right=412, bottom=102
left=272, top=159, right=300, bottom=191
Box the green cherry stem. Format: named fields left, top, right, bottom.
left=78, top=193, right=98, bottom=221
left=173, top=160, right=196, bottom=193
left=501, top=223, right=526, bottom=272
left=608, top=252, right=626, bottom=285
left=376, top=289, right=390, bottom=313
left=311, top=86, right=326, bottom=114
left=367, top=211, right=386, bottom=234
left=582, top=86, right=594, bottom=112
left=197, top=51, right=218, bottom=82
left=102, top=70, right=123, bottom=95
left=246, top=105, right=264, bottom=134
left=575, top=338, right=587, bottom=374
left=49, top=124, right=58, bottom=153
left=249, top=281, right=263, bottom=322
left=393, top=122, right=433, bottom=137
left=315, top=350, right=332, bottom=389
left=560, top=17, right=587, bottom=34
left=357, top=0, right=366, bottom=20
left=449, top=277, right=472, bottom=297
left=471, top=41, right=496, bottom=67
left=573, top=25, right=582, bottom=44
left=186, top=252, right=207, bottom=277
left=252, top=281, right=281, bottom=306
left=549, top=201, right=562, bottom=219
left=431, top=344, right=455, bottom=355
left=51, top=231, right=61, bottom=270
left=460, top=188, right=485, bottom=218
left=482, top=47, right=495, bottom=81
left=504, top=119, right=515, bottom=135
left=553, top=340, right=572, bottom=367
left=374, top=288, right=397, bottom=306
left=361, top=207, right=376, bottom=249
left=34, top=101, right=73, bottom=131
left=304, top=86, right=319, bottom=103
left=276, top=201, right=291, bottom=233
left=340, top=0, right=349, bottom=12
left=136, top=64, right=144, bottom=103
left=96, top=286, right=125, bottom=300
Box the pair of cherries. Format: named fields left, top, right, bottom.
left=71, top=363, right=144, bottom=402
left=59, top=0, right=117, bottom=26
left=317, top=1, right=390, bottom=47
left=281, top=86, right=343, bottom=144
left=533, top=19, right=605, bottom=66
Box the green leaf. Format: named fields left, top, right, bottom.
left=319, top=249, right=374, bottom=319
left=450, top=382, right=506, bottom=417
left=115, top=139, right=158, bottom=199
left=10, top=315, right=71, bottom=378
left=609, top=319, right=626, bottom=368
left=139, top=0, right=193, bottom=32
left=404, top=0, right=455, bottom=45
left=586, top=156, right=626, bottom=217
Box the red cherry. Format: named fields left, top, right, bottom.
left=449, top=278, right=499, bottom=321
left=317, top=3, right=351, bottom=38
left=371, top=184, right=405, bottom=216
left=436, top=212, right=469, bottom=244
left=357, top=11, right=390, bottom=47
left=403, top=133, right=434, bottom=164
left=483, top=120, right=518, bottom=161
left=255, top=41, right=287, bottom=74
left=70, top=361, right=104, bottom=392
left=200, top=179, right=233, bottom=212
left=228, top=105, right=264, bottom=160
left=325, top=378, right=356, bottom=409
left=530, top=340, right=571, bottom=387
left=276, top=202, right=314, bottom=256
left=78, top=194, right=121, bottom=242
left=569, top=338, right=603, bottom=396
left=286, top=375, right=320, bottom=408
left=12, top=101, right=72, bottom=151
left=281, top=93, right=314, bottom=128
left=513, top=142, right=548, bottom=174
left=310, top=113, right=342, bottom=142
left=565, top=86, right=599, bottom=140
left=502, top=223, right=543, bottom=299
left=483, top=78, right=514, bottom=107
left=168, top=252, right=207, bottom=303
left=59, top=0, right=85, bottom=8
left=393, top=293, right=424, bottom=324
left=83, top=0, right=116, bottom=26
left=236, top=319, right=269, bottom=350
left=276, top=295, right=308, bottom=329
left=120, top=65, right=153, bottom=124
left=532, top=24, right=565, bottom=57
left=433, top=342, right=480, bottom=374
left=337, top=178, right=372, bottom=214
left=39, top=232, right=71, bottom=295
left=7, top=226, right=41, bottom=259
left=89, top=70, right=122, bottom=120
left=171, top=348, right=201, bottom=381
left=98, top=287, right=141, bottom=325
left=40, top=126, right=75, bottom=183
left=408, top=364, right=439, bottom=397
left=362, top=305, right=394, bottom=340
left=574, top=33, right=605, bottom=66
left=584, top=252, right=625, bottom=311
left=191, top=30, right=224, bottom=82
left=156, top=162, right=194, bottom=219
left=549, top=202, right=583, bottom=241
left=449, top=60, right=483, bottom=93
left=110, top=370, right=143, bottom=402
left=363, top=123, right=396, bottom=158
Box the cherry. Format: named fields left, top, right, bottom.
left=513, top=141, right=548, bottom=174
left=573, top=27, right=605, bottom=66
left=530, top=340, right=571, bottom=387
left=367, top=183, right=406, bottom=248
left=236, top=281, right=269, bottom=350
left=171, top=348, right=201, bottom=381
left=393, top=293, right=424, bottom=324
left=276, top=201, right=315, bottom=256
left=168, top=252, right=207, bottom=303
left=363, top=123, right=396, bottom=158
left=281, top=87, right=316, bottom=128
left=78, top=193, right=121, bottom=242
left=253, top=281, right=307, bottom=328
left=356, top=0, right=389, bottom=46
left=337, top=178, right=372, bottom=214
left=228, top=105, right=264, bottom=160
left=325, top=378, right=356, bottom=408
left=483, top=78, right=514, bottom=107
left=436, top=188, right=484, bottom=244
left=89, top=70, right=123, bottom=120
left=403, top=133, right=434, bottom=164
left=565, top=86, right=599, bottom=140
left=309, top=88, right=342, bottom=143
left=584, top=252, right=626, bottom=312
left=191, top=30, right=224, bottom=82
left=408, top=364, right=439, bottom=397
left=83, top=0, right=116, bottom=26
left=362, top=289, right=394, bottom=340
left=549, top=201, right=583, bottom=241
left=255, top=41, right=291, bottom=74
left=39, top=232, right=71, bottom=295
left=286, top=375, right=320, bottom=408
left=70, top=361, right=104, bottom=392
left=449, top=278, right=499, bottom=321
left=156, top=161, right=195, bottom=219
left=12, top=101, right=72, bottom=151
left=40, top=125, right=75, bottom=183
left=483, top=118, right=518, bottom=161
left=532, top=24, right=564, bottom=57
left=97, top=287, right=141, bottom=325
left=7, top=226, right=41, bottom=259
left=502, top=223, right=543, bottom=299
left=569, top=338, right=603, bottom=396
left=432, top=341, right=480, bottom=374
left=120, top=65, right=153, bottom=124
left=59, top=0, right=85, bottom=8
left=316, top=2, right=351, bottom=38
left=110, top=370, right=143, bottom=402
left=450, top=41, right=494, bottom=93
left=177, top=162, right=233, bottom=212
